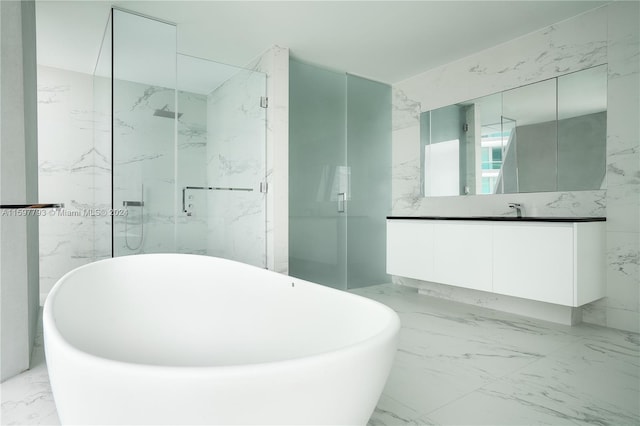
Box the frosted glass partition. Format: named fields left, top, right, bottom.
left=346, top=75, right=391, bottom=289
left=289, top=60, right=347, bottom=289
left=112, top=10, right=177, bottom=256
left=289, top=60, right=391, bottom=290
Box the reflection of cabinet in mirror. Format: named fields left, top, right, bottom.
left=421, top=64, right=607, bottom=196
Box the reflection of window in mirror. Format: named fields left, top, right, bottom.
left=471, top=93, right=505, bottom=195
left=480, top=122, right=505, bottom=194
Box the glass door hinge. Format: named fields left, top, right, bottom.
left=260, top=182, right=268, bottom=193
left=260, top=96, right=268, bottom=108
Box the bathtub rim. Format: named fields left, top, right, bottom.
left=43, top=253, right=401, bottom=375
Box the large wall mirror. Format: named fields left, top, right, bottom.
left=421, top=64, right=607, bottom=196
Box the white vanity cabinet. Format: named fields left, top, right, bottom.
left=386, top=220, right=492, bottom=291
left=492, top=221, right=605, bottom=306
left=386, top=220, right=435, bottom=282
left=387, top=218, right=605, bottom=307
left=432, top=222, right=493, bottom=292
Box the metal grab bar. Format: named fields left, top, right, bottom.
left=122, top=201, right=144, bottom=207
left=182, top=186, right=253, bottom=214
left=185, top=186, right=253, bottom=192
left=1, top=203, right=64, bottom=209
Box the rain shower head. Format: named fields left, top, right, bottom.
left=153, top=105, right=183, bottom=119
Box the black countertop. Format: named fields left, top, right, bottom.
left=387, top=216, right=606, bottom=223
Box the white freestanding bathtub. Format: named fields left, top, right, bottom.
left=43, top=254, right=400, bottom=425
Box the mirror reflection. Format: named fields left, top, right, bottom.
left=421, top=64, right=607, bottom=196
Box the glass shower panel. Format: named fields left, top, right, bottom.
left=346, top=74, right=391, bottom=289
left=112, top=10, right=177, bottom=256
left=92, top=11, right=112, bottom=261
left=203, top=63, right=267, bottom=267
left=289, top=59, right=347, bottom=289
left=175, top=55, right=267, bottom=267
left=174, top=54, right=211, bottom=256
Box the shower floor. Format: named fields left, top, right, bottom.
left=2, top=284, right=638, bottom=425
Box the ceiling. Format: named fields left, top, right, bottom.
left=35, top=0, right=609, bottom=85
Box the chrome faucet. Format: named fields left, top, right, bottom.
left=508, top=203, right=524, bottom=218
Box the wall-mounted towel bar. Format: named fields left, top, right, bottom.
left=122, top=201, right=144, bottom=207
left=1, top=203, right=64, bottom=209
left=185, top=186, right=253, bottom=192
left=182, top=186, right=253, bottom=214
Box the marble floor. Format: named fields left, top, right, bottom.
left=352, top=284, right=640, bottom=426
left=1, top=284, right=639, bottom=426
left=1, top=311, right=59, bottom=425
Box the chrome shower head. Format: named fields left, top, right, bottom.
left=153, top=105, right=183, bottom=119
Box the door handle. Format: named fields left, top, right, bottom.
left=337, top=192, right=346, bottom=213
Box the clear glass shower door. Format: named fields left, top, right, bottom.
left=175, top=55, right=267, bottom=268
left=289, top=60, right=347, bottom=289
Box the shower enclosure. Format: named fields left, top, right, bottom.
left=95, top=9, right=267, bottom=267
left=289, top=59, right=392, bottom=290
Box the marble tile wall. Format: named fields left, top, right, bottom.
left=391, top=3, right=639, bottom=332
left=37, top=65, right=105, bottom=303
left=176, top=91, right=208, bottom=255
left=250, top=46, right=290, bottom=274
left=603, top=2, right=640, bottom=332
left=206, top=68, right=267, bottom=267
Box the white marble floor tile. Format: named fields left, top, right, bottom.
left=398, top=326, right=545, bottom=383
left=424, top=338, right=639, bottom=426
left=356, top=284, right=640, bottom=426
left=0, top=313, right=59, bottom=426
left=380, top=349, right=492, bottom=417
left=368, top=393, right=426, bottom=426
left=458, top=332, right=639, bottom=426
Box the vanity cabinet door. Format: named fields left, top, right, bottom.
left=433, top=221, right=493, bottom=292
left=493, top=223, right=574, bottom=306
left=387, top=220, right=435, bottom=281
